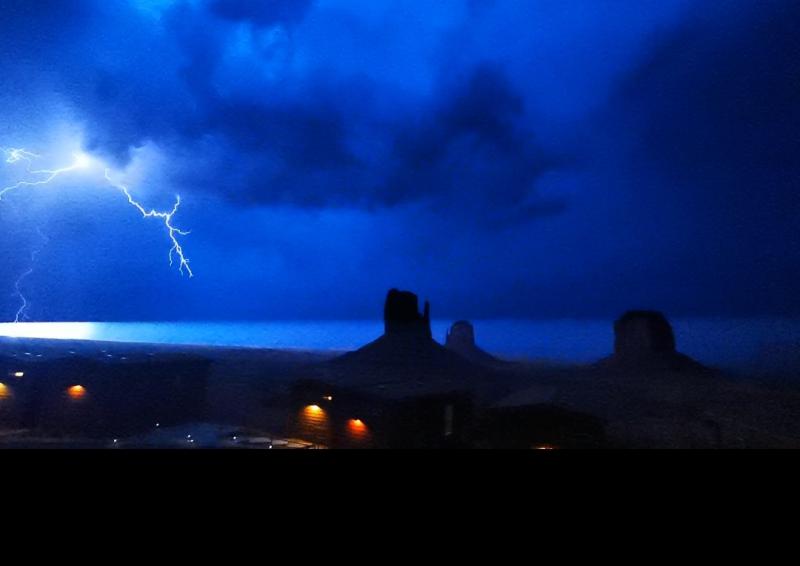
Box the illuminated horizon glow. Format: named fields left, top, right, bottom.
left=1, top=146, right=193, bottom=323
left=0, top=322, right=97, bottom=340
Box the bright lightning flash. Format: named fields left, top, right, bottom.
left=0, top=149, right=94, bottom=200
left=1, top=146, right=193, bottom=322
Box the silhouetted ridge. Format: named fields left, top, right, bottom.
left=315, top=289, right=492, bottom=399
left=445, top=320, right=500, bottom=366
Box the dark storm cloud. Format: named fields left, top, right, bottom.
left=1, top=1, right=90, bottom=40
left=594, top=0, right=800, bottom=315
left=165, top=7, right=565, bottom=220
left=3, top=0, right=800, bottom=321
left=210, top=0, right=315, bottom=27
left=619, top=1, right=800, bottom=185
left=0, top=0, right=566, bottom=222
left=383, top=65, right=565, bottom=223
left=186, top=62, right=564, bottom=221
left=610, top=0, right=800, bottom=255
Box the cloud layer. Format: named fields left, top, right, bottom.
left=0, top=0, right=798, bottom=320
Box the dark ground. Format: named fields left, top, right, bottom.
left=1, top=336, right=799, bottom=448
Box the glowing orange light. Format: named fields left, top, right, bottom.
left=305, top=404, right=322, bottom=414
left=346, top=418, right=370, bottom=444
left=13, top=371, right=24, bottom=378
left=0, top=382, right=9, bottom=399
left=67, top=385, right=87, bottom=399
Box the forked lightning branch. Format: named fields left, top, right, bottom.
left=1, top=146, right=193, bottom=322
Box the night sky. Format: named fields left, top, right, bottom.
left=0, top=0, right=797, bottom=322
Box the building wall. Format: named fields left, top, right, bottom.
left=288, top=381, right=473, bottom=448
left=0, top=358, right=211, bottom=437
left=480, top=405, right=606, bottom=448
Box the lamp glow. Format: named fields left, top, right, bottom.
left=67, top=384, right=86, bottom=399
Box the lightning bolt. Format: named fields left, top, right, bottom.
left=1, top=147, right=91, bottom=201
left=104, top=170, right=193, bottom=277
left=5, top=148, right=40, bottom=164
left=13, top=268, right=33, bottom=323
left=1, top=146, right=193, bottom=322
left=13, top=227, right=49, bottom=323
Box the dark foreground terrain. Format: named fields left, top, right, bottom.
left=1, top=295, right=799, bottom=449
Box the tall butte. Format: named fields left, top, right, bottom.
left=383, top=288, right=431, bottom=338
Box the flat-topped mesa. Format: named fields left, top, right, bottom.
left=594, top=309, right=708, bottom=373
left=383, top=289, right=431, bottom=338
left=614, top=310, right=676, bottom=360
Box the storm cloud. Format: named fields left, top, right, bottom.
left=0, top=0, right=798, bottom=321
left=0, top=1, right=564, bottom=220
